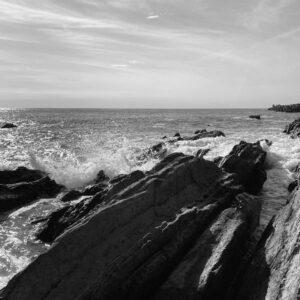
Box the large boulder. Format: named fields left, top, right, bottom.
left=0, top=177, right=62, bottom=212
left=1, top=141, right=267, bottom=300
left=218, top=141, right=267, bottom=194
left=283, top=118, right=300, bottom=138
left=234, top=188, right=300, bottom=300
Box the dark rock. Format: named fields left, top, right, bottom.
left=184, top=130, right=225, bottom=141
left=235, top=188, right=300, bottom=300
left=82, top=183, right=107, bottom=196
left=94, top=170, right=109, bottom=184
left=196, top=148, right=210, bottom=158
left=162, top=136, right=167, bottom=139
left=284, top=118, right=300, bottom=138
left=1, top=123, right=17, bottom=129
left=174, top=132, right=181, bottom=137
left=36, top=192, right=107, bottom=244
left=249, top=115, right=261, bottom=120
left=139, top=130, right=225, bottom=163
left=288, top=180, right=298, bottom=192
left=0, top=167, right=45, bottom=184
left=153, top=193, right=260, bottom=300
left=213, top=156, right=223, bottom=164
left=36, top=170, right=144, bottom=243
left=194, top=129, right=207, bottom=134
left=0, top=177, right=62, bottom=212
left=60, top=190, right=82, bottom=202
left=268, top=103, right=300, bottom=112
left=1, top=141, right=267, bottom=300
left=218, top=141, right=267, bottom=194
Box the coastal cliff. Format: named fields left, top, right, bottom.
left=268, top=103, right=300, bottom=112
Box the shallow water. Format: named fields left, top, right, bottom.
left=0, top=108, right=299, bottom=288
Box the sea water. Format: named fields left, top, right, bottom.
left=0, top=108, right=299, bottom=288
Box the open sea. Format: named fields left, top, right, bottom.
left=0, top=108, right=300, bottom=288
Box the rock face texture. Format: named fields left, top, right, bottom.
left=218, top=141, right=267, bottom=194
left=235, top=187, right=300, bottom=300
left=284, top=118, right=300, bottom=138
left=268, top=103, right=300, bottom=112
left=1, top=141, right=267, bottom=300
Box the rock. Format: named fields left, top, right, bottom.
left=162, top=136, right=167, bottom=139
left=234, top=188, right=300, bottom=300
left=1, top=141, right=267, bottom=300
left=194, top=129, right=207, bottom=134
left=0, top=177, right=62, bottom=212
left=36, top=192, right=107, bottom=243
left=184, top=130, right=225, bottom=141
left=139, top=130, right=225, bottom=163
left=284, top=118, right=300, bottom=138
left=153, top=193, right=260, bottom=300
left=174, top=132, right=181, bottom=137
left=36, top=170, right=144, bottom=243
left=268, top=103, right=300, bottom=113
left=1, top=123, right=17, bottom=129
left=249, top=115, right=261, bottom=120
left=196, top=148, right=210, bottom=158
left=60, top=190, right=82, bottom=202
left=288, top=180, right=298, bottom=193
left=218, top=141, right=267, bottom=194
left=0, top=167, right=45, bottom=184
left=94, top=170, right=109, bottom=184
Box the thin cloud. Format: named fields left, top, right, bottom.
left=147, top=15, right=159, bottom=20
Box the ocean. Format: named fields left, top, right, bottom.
left=0, top=108, right=299, bottom=288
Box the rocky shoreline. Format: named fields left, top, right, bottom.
left=268, top=103, right=300, bottom=113
left=0, top=124, right=299, bottom=300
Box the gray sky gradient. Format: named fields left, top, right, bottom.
left=0, top=0, right=300, bottom=108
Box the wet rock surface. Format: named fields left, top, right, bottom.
left=0, top=176, right=62, bottom=212
left=1, top=140, right=269, bottom=300
left=142, top=129, right=225, bottom=161
left=284, top=118, right=300, bottom=138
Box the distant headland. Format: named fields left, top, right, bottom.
left=268, top=103, right=300, bottom=112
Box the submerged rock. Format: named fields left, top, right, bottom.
left=1, top=123, right=17, bottom=129
left=284, top=118, right=300, bottom=138
left=0, top=177, right=62, bottom=212
left=1, top=140, right=267, bottom=300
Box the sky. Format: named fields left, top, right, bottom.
left=0, top=0, right=300, bottom=108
